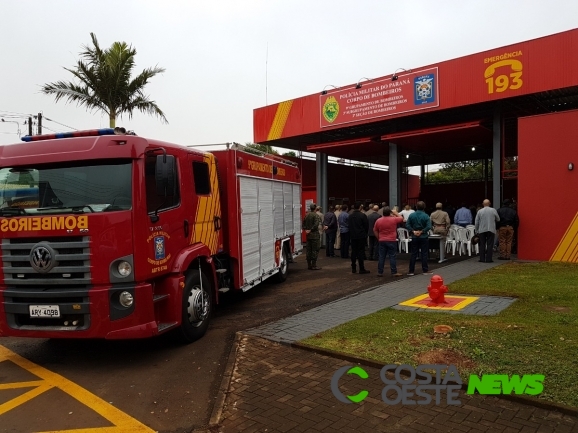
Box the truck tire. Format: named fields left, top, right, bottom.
left=177, top=270, right=212, bottom=343
left=274, top=247, right=288, bottom=283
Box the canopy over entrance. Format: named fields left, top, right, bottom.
left=253, top=29, right=578, bottom=169
left=306, top=121, right=494, bottom=167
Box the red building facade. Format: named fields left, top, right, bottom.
left=254, top=29, right=578, bottom=262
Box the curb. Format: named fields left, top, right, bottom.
left=208, top=332, right=242, bottom=427
left=290, top=340, right=578, bottom=418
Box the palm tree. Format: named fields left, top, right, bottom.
left=41, top=33, right=167, bottom=128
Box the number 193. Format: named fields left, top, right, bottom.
left=486, top=72, right=523, bottom=94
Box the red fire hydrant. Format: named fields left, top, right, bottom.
left=427, top=275, right=448, bottom=306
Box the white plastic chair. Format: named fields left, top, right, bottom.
left=445, top=227, right=459, bottom=255
left=397, top=227, right=412, bottom=253
left=457, top=227, right=473, bottom=256
left=466, top=225, right=479, bottom=254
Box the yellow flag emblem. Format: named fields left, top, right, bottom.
left=322, top=96, right=339, bottom=123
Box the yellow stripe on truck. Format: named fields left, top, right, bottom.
left=192, top=154, right=221, bottom=255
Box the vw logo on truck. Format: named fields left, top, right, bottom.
left=30, top=243, right=57, bottom=273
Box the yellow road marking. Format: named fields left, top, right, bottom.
left=0, top=383, right=53, bottom=416
left=0, top=380, right=46, bottom=389
left=0, top=345, right=155, bottom=433
left=41, top=427, right=150, bottom=433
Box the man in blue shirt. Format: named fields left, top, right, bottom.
left=405, top=201, right=433, bottom=276
left=454, top=202, right=472, bottom=227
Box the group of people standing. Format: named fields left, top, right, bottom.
left=302, top=198, right=519, bottom=275
left=303, top=202, right=375, bottom=274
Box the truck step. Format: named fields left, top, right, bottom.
left=216, top=268, right=227, bottom=274
left=19, top=325, right=79, bottom=331
left=218, top=287, right=230, bottom=293
left=157, top=322, right=178, bottom=333
left=153, top=294, right=169, bottom=302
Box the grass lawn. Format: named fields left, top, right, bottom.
left=301, top=262, right=578, bottom=408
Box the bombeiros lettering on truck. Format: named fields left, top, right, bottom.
left=0, top=128, right=302, bottom=342
left=1, top=215, right=88, bottom=232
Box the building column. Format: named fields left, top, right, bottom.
left=388, top=142, right=400, bottom=208
left=492, top=105, right=502, bottom=207
left=484, top=158, right=489, bottom=198
left=420, top=162, right=425, bottom=202
left=316, top=152, right=328, bottom=246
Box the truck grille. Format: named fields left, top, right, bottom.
left=2, top=236, right=91, bottom=286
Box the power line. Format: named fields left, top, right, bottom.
left=0, top=113, right=78, bottom=133
left=40, top=125, right=58, bottom=133
left=0, top=110, right=34, bottom=118
left=44, top=117, right=77, bottom=130
left=0, top=115, right=28, bottom=122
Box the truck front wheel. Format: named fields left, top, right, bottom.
left=178, top=270, right=212, bottom=343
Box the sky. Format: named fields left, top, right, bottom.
left=1, top=0, right=577, bottom=153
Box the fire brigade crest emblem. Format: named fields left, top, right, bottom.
left=322, top=96, right=340, bottom=123
left=414, top=74, right=435, bottom=104
left=154, top=236, right=165, bottom=260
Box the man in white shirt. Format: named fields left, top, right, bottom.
left=399, top=204, right=415, bottom=223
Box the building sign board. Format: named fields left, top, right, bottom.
left=320, top=68, right=439, bottom=128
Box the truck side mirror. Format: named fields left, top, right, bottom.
left=155, top=155, right=176, bottom=197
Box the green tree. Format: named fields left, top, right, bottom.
left=282, top=151, right=297, bottom=157
left=243, top=142, right=279, bottom=155
left=503, top=156, right=518, bottom=178
left=41, top=33, right=167, bottom=128
left=426, top=160, right=489, bottom=183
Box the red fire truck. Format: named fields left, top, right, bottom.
left=0, top=128, right=302, bottom=342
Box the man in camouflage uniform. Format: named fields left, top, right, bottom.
left=303, top=203, right=322, bottom=270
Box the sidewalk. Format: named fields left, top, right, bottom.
left=246, top=258, right=507, bottom=344
left=211, top=257, right=578, bottom=433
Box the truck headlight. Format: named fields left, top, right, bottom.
left=117, top=261, right=132, bottom=277
left=119, top=291, right=134, bottom=308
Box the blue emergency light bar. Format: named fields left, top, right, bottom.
left=21, top=128, right=116, bottom=142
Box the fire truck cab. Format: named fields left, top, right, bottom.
left=0, top=128, right=302, bottom=342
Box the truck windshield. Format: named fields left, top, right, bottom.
left=0, top=160, right=132, bottom=214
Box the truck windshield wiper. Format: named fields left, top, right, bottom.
left=0, top=207, right=27, bottom=216
left=36, top=205, right=95, bottom=213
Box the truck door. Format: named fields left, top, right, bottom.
left=143, top=153, right=187, bottom=274
left=188, top=153, right=222, bottom=254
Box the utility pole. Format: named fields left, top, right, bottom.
left=28, top=117, right=33, bottom=136
left=37, top=113, right=42, bottom=135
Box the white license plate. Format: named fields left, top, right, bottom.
left=29, top=305, right=60, bottom=318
